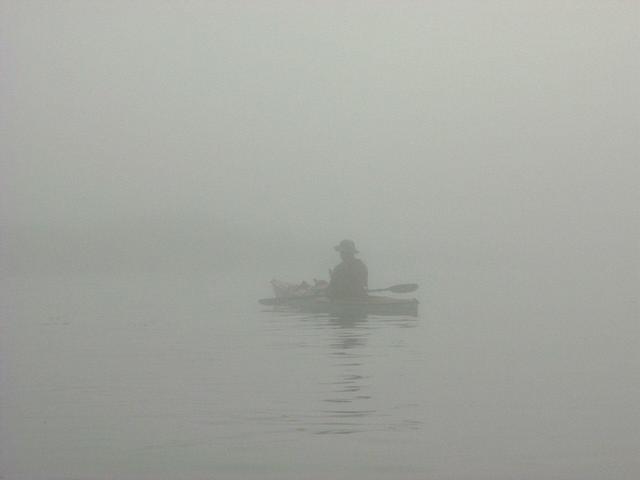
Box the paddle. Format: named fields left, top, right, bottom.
left=368, top=283, right=418, bottom=294
left=258, top=283, right=418, bottom=306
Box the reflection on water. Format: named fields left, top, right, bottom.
left=263, top=310, right=419, bottom=435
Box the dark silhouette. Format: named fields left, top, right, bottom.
left=326, top=240, right=368, bottom=299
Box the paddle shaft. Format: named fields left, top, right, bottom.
left=368, top=283, right=418, bottom=294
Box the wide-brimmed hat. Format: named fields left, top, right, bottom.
left=334, top=239, right=358, bottom=254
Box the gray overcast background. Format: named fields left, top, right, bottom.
left=1, top=2, right=639, bottom=479
left=2, top=1, right=638, bottom=277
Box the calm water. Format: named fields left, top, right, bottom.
left=2, top=266, right=638, bottom=479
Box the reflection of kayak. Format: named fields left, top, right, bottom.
left=271, top=295, right=419, bottom=317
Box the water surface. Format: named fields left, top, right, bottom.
left=2, top=267, right=637, bottom=479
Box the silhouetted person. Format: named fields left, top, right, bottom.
left=327, top=240, right=368, bottom=299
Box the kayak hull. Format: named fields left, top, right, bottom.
left=274, top=295, right=418, bottom=317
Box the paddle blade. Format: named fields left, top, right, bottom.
left=387, top=283, right=418, bottom=293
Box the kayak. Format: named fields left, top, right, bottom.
left=270, top=279, right=328, bottom=298
left=268, top=295, right=419, bottom=317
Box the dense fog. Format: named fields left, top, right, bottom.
left=3, top=1, right=637, bottom=276
left=1, top=2, right=638, bottom=479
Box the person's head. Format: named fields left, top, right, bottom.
left=334, top=239, right=358, bottom=261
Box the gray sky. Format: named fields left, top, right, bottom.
left=1, top=1, right=638, bottom=269
left=2, top=6, right=639, bottom=478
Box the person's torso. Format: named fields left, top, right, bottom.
left=329, top=259, right=368, bottom=298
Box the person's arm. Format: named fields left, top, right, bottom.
left=355, top=260, right=368, bottom=294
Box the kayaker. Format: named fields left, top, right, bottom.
left=326, top=239, right=368, bottom=299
